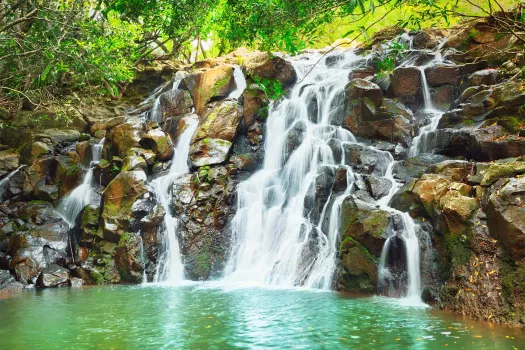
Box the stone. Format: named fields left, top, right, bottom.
left=114, top=233, right=144, bottom=283
left=242, top=52, right=297, bottom=88
left=338, top=237, right=378, bottom=292
left=33, top=180, right=59, bottom=202
left=412, top=173, right=451, bottom=218
left=78, top=205, right=101, bottom=247
left=101, top=171, right=149, bottom=241
left=424, top=64, right=461, bottom=87
left=121, top=155, right=147, bottom=172
left=439, top=190, right=478, bottom=234
left=242, top=85, right=269, bottom=126
left=183, top=65, right=235, bottom=115
left=103, top=118, right=143, bottom=159
left=389, top=67, right=423, bottom=107
left=36, top=264, right=70, bottom=287
left=190, top=138, right=232, bottom=167
left=470, top=69, right=498, bottom=86
left=140, top=129, right=174, bottom=161
left=0, top=150, right=19, bottom=177
left=339, top=196, right=390, bottom=257
left=364, top=175, right=392, bottom=200
left=158, top=88, right=193, bottom=119
left=192, top=101, right=243, bottom=144
left=486, top=177, right=525, bottom=261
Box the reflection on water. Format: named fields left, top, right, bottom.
left=0, top=285, right=523, bottom=349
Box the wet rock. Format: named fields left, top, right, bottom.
left=121, top=155, right=147, bottom=172
left=486, top=177, right=525, bottom=261
left=426, top=160, right=472, bottom=182
left=140, top=129, right=174, bottom=161
left=36, top=264, right=70, bottom=288
left=343, top=144, right=391, bottom=176
left=412, top=30, right=439, bottom=49
left=392, top=154, right=450, bottom=183
left=114, top=233, right=144, bottom=283
left=193, top=101, right=243, bottom=144
left=412, top=173, right=451, bottom=218
left=33, top=180, right=59, bottom=202
left=338, top=237, right=378, bottom=293
left=425, top=64, right=461, bottom=87
left=77, top=205, right=100, bottom=247
left=190, top=139, right=232, bottom=167
left=158, top=88, right=193, bottom=120
left=345, top=78, right=383, bottom=108
left=339, top=196, right=390, bottom=257
left=20, top=141, right=53, bottom=163
left=183, top=65, right=235, bottom=115
left=439, top=190, right=478, bottom=234
left=242, top=52, right=297, bottom=88
left=242, top=85, right=269, bottom=127
left=101, top=171, right=149, bottom=242
left=333, top=166, right=348, bottom=192
left=470, top=69, right=498, bottom=86
left=364, top=175, right=392, bottom=200
left=0, top=150, right=19, bottom=177
left=103, top=118, right=143, bottom=159
left=389, top=67, right=423, bottom=108
left=52, top=156, right=83, bottom=196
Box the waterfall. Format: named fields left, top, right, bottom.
left=151, top=118, right=199, bottom=284
left=0, top=166, right=22, bottom=201
left=409, top=39, right=450, bottom=157
left=56, top=138, right=104, bottom=226
left=223, top=51, right=370, bottom=288
left=228, top=65, right=247, bottom=100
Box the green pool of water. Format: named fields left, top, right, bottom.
left=0, top=284, right=523, bottom=349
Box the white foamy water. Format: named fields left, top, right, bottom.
left=56, top=138, right=104, bottom=226
left=152, top=117, right=199, bottom=284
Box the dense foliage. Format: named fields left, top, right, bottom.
left=0, top=0, right=521, bottom=110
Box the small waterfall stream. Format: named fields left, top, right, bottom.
left=223, top=51, right=395, bottom=289
left=56, top=139, right=104, bottom=226
left=0, top=167, right=22, bottom=201
left=151, top=118, right=199, bottom=284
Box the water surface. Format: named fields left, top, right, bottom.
left=0, top=285, right=523, bottom=349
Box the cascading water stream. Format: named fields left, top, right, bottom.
left=56, top=138, right=104, bottom=226
left=0, top=167, right=22, bottom=200
left=151, top=118, right=199, bottom=284
left=223, top=51, right=386, bottom=289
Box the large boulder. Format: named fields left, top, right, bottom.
left=103, top=118, right=144, bottom=159
left=339, top=196, right=390, bottom=257
left=114, top=233, right=144, bottom=283
left=140, top=128, right=174, bottom=161
left=36, top=264, right=70, bottom=288
left=172, top=167, right=236, bottom=280
left=389, top=67, right=423, bottom=108
left=190, top=101, right=242, bottom=167
left=241, top=51, right=297, bottom=88
left=183, top=66, right=235, bottom=115
left=424, top=64, right=461, bottom=87
left=486, top=177, right=525, bottom=262
left=100, top=171, right=149, bottom=242
left=242, top=85, right=270, bottom=127
left=158, top=88, right=193, bottom=120
left=0, top=150, right=19, bottom=177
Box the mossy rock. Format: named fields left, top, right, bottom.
left=339, top=196, right=390, bottom=257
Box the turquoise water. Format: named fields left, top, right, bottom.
left=0, top=284, right=523, bottom=349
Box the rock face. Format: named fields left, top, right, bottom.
left=183, top=66, right=235, bottom=115
left=190, top=101, right=242, bottom=167
left=100, top=171, right=149, bottom=242
left=241, top=51, right=297, bottom=88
